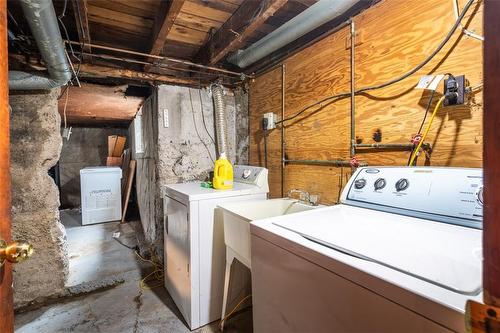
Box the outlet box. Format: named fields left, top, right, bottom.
left=263, top=112, right=277, bottom=130
left=443, top=75, right=465, bottom=106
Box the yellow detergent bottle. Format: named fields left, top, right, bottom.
left=213, top=153, right=233, bottom=190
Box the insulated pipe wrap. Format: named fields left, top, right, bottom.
left=9, top=0, right=72, bottom=90
left=211, top=84, right=228, bottom=157
left=228, top=0, right=359, bottom=68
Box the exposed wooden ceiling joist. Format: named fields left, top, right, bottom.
left=145, top=0, right=186, bottom=71
left=8, top=53, right=197, bottom=86
left=72, top=0, right=92, bottom=60
left=77, top=63, right=196, bottom=86
left=197, top=0, right=289, bottom=65
left=58, top=83, right=143, bottom=126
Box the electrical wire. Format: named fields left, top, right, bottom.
left=62, top=85, right=69, bottom=128
left=408, top=96, right=446, bottom=166
left=277, top=0, right=476, bottom=125
left=189, top=88, right=215, bottom=163
left=219, top=294, right=252, bottom=330
left=452, top=0, right=484, bottom=41
left=198, top=83, right=216, bottom=145
left=134, top=250, right=164, bottom=290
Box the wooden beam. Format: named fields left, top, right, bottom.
left=145, top=0, right=186, bottom=70
left=197, top=0, right=289, bottom=65
left=58, top=83, right=144, bottom=126
left=78, top=63, right=196, bottom=86
left=483, top=0, right=500, bottom=308
left=72, top=0, right=92, bottom=60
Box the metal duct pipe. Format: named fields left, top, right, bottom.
left=228, top=0, right=359, bottom=68
left=211, top=84, right=228, bottom=157
left=9, top=0, right=72, bottom=90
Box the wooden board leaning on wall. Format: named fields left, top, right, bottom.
left=249, top=0, right=483, bottom=205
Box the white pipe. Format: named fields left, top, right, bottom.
left=228, top=0, right=359, bottom=68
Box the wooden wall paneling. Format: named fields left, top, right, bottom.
left=353, top=0, right=483, bottom=168
left=249, top=67, right=282, bottom=198
left=249, top=0, right=483, bottom=203
left=283, top=26, right=352, bottom=204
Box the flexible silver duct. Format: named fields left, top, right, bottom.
left=9, top=0, right=72, bottom=90
left=228, top=0, right=359, bottom=68
left=211, top=84, right=228, bottom=158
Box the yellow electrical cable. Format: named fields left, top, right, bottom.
left=219, top=294, right=252, bottom=330
left=408, top=95, right=446, bottom=166
left=135, top=250, right=164, bottom=290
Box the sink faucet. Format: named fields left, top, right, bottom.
left=287, top=189, right=319, bottom=206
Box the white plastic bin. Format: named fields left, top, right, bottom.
left=80, top=167, right=122, bottom=225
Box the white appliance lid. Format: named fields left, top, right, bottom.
left=273, top=204, right=482, bottom=295
left=80, top=166, right=122, bottom=174
left=165, top=181, right=266, bottom=201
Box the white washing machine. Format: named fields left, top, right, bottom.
left=164, top=165, right=268, bottom=330
left=251, top=167, right=482, bottom=333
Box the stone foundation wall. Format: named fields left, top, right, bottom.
left=129, top=85, right=249, bottom=256
left=10, top=89, right=69, bottom=308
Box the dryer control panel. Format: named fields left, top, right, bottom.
left=342, top=167, right=483, bottom=229
left=233, top=165, right=269, bottom=189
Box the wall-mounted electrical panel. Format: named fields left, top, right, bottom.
left=263, top=112, right=278, bottom=130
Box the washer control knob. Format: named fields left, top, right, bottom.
left=395, top=178, right=410, bottom=192
left=354, top=178, right=367, bottom=189
left=374, top=178, right=386, bottom=191
left=242, top=169, right=252, bottom=179
left=477, top=186, right=484, bottom=205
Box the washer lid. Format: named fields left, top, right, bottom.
left=273, top=205, right=482, bottom=295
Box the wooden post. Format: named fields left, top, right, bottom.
left=0, top=0, right=14, bottom=331
left=483, top=0, right=500, bottom=308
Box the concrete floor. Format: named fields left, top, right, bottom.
left=14, top=210, right=253, bottom=333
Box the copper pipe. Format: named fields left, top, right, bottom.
left=281, top=64, right=285, bottom=197
left=284, top=159, right=368, bottom=167
left=0, top=0, right=14, bottom=331
left=350, top=21, right=356, bottom=160
left=78, top=52, right=235, bottom=79
left=354, top=143, right=432, bottom=151
left=65, top=40, right=249, bottom=78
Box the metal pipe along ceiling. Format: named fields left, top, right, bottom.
left=228, top=0, right=360, bottom=68
left=9, top=0, right=72, bottom=90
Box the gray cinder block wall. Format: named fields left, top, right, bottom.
left=59, top=127, right=128, bottom=208
left=9, top=89, right=69, bottom=308
left=129, top=84, right=249, bottom=257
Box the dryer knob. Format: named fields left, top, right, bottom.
left=395, top=178, right=410, bottom=192
left=354, top=178, right=367, bottom=189
left=477, top=187, right=484, bottom=205
left=242, top=169, right=252, bottom=179
left=374, top=178, right=386, bottom=191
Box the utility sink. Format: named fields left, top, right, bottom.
left=218, top=198, right=324, bottom=268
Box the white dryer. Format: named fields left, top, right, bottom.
left=164, top=165, right=268, bottom=330
left=251, top=167, right=482, bottom=333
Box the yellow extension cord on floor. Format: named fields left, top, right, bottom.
left=135, top=250, right=164, bottom=290
left=409, top=95, right=446, bottom=166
